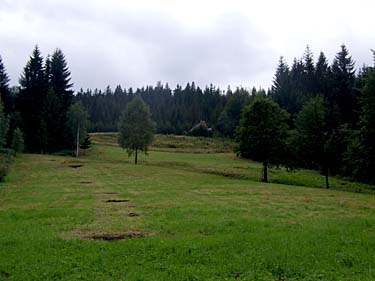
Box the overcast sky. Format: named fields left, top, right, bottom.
left=1, top=0, right=374, bottom=91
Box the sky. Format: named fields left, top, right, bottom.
left=1, top=0, right=374, bottom=92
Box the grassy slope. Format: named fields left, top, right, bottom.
left=0, top=139, right=374, bottom=280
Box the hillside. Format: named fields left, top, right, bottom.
left=0, top=137, right=374, bottom=280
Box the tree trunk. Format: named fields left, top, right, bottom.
left=75, top=124, right=80, bottom=157
left=135, top=148, right=138, bottom=165
left=262, top=162, right=268, bottom=182
left=325, top=167, right=329, bottom=189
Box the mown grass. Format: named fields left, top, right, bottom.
left=91, top=133, right=235, bottom=153
left=0, top=138, right=375, bottom=280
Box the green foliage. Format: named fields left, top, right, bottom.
left=18, top=45, right=46, bottom=152
left=0, top=150, right=12, bottom=182
left=294, top=96, right=327, bottom=168
left=11, top=127, right=24, bottom=154
left=17, top=46, right=73, bottom=153
left=216, top=87, right=251, bottom=137
left=80, top=133, right=91, bottom=155
left=237, top=97, right=289, bottom=182
left=0, top=55, right=12, bottom=114
left=118, top=96, right=155, bottom=164
left=0, top=98, right=9, bottom=149
left=345, top=66, right=375, bottom=183
left=66, top=102, right=89, bottom=157
left=293, top=97, right=331, bottom=188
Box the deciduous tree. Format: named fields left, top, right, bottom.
left=118, top=96, right=155, bottom=164
left=237, top=97, right=289, bottom=182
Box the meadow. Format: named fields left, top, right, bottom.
left=0, top=134, right=374, bottom=280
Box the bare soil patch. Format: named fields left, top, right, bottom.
left=87, top=231, right=144, bottom=241
left=94, top=191, right=118, bottom=195
left=104, top=199, right=130, bottom=203
left=128, top=212, right=140, bottom=217
left=69, top=164, right=84, bottom=168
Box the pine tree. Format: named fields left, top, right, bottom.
left=345, top=65, right=375, bottom=183
left=17, top=46, right=47, bottom=152
left=0, top=55, right=12, bottom=114
left=315, top=51, right=331, bottom=97
left=302, top=46, right=316, bottom=96
left=80, top=134, right=91, bottom=155
left=11, top=127, right=24, bottom=154
left=270, top=57, right=296, bottom=116
left=330, top=44, right=356, bottom=126
left=0, top=98, right=9, bottom=150
left=118, top=96, right=155, bottom=164
left=47, top=49, right=74, bottom=151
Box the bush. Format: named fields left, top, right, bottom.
left=0, top=149, right=13, bottom=182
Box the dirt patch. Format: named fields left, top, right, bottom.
left=94, top=192, right=118, bottom=195
left=88, top=231, right=144, bottom=241
left=80, top=181, right=93, bottom=184
left=128, top=212, right=140, bottom=217
left=104, top=199, right=130, bottom=203
left=1, top=271, right=9, bottom=278
left=69, top=164, right=84, bottom=168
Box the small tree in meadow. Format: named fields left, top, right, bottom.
left=80, top=133, right=91, bottom=155
left=118, top=96, right=155, bottom=164
left=11, top=128, right=24, bottom=154
left=66, top=102, right=89, bottom=157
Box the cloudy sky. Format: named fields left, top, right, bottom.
left=1, top=0, right=374, bottom=91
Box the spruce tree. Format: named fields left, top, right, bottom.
left=80, top=134, right=91, bottom=155
left=11, top=127, right=24, bottom=154
left=47, top=49, right=74, bottom=151
left=270, top=57, right=296, bottom=116
left=346, top=65, right=375, bottom=183
left=0, top=98, right=9, bottom=150
left=18, top=46, right=47, bottom=152
left=315, top=51, right=331, bottom=97
left=330, top=44, right=356, bottom=126
left=0, top=56, right=12, bottom=114
left=302, top=46, right=316, bottom=96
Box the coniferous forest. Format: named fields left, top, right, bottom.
left=1, top=44, right=375, bottom=184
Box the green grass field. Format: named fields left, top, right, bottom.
left=0, top=135, right=375, bottom=280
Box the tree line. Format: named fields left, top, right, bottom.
left=238, top=45, right=375, bottom=186
left=76, top=83, right=260, bottom=136
left=1, top=44, right=375, bottom=185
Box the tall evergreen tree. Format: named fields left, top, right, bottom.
left=17, top=46, right=47, bottom=152
left=0, top=98, right=9, bottom=150
left=0, top=56, right=12, bottom=114
left=330, top=44, right=356, bottom=126
left=315, top=51, right=331, bottom=97
left=302, top=46, right=316, bottom=96
left=345, top=65, right=375, bottom=183
left=47, top=49, right=74, bottom=151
